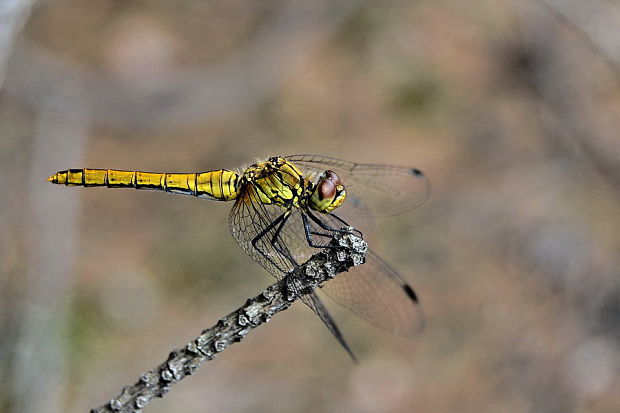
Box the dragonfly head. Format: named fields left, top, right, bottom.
left=309, top=170, right=347, bottom=213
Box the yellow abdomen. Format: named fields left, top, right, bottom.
left=47, top=168, right=239, bottom=201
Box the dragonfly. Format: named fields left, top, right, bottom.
left=48, top=155, right=430, bottom=359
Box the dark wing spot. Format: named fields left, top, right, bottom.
left=411, top=168, right=424, bottom=177
left=403, top=284, right=419, bottom=303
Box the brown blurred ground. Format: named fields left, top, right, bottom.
left=1, top=1, right=619, bottom=412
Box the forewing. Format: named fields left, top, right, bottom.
left=286, top=154, right=430, bottom=217
left=320, top=249, right=425, bottom=337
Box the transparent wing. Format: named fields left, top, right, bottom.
left=285, top=154, right=431, bottom=217
left=228, top=185, right=298, bottom=279
left=228, top=185, right=343, bottom=278
left=228, top=187, right=357, bottom=357
left=291, top=284, right=358, bottom=361
left=269, top=207, right=423, bottom=337
left=228, top=186, right=422, bottom=343
left=320, top=249, right=425, bottom=337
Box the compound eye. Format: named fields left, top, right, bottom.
left=324, top=170, right=342, bottom=186
left=317, top=178, right=336, bottom=200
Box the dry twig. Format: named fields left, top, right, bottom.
left=91, top=232, right=367, bottom=413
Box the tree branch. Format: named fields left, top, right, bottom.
left=91, top=231, right=367, bottom=413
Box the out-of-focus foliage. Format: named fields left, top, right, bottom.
left=1, top=1, right=619, bottom=412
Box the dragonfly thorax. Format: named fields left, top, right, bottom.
left=241, top=157, right=346, bottom=213
left=241, top=157, right=307, bottom=208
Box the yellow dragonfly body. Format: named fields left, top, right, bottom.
left=48, top=155, right=429, bottom=359
left=48, top=157, right=345, bottom=212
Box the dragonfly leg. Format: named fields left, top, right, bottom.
left=301, top=211, right=362, bottom=250
left=269, top=211, right=300, bottom=268
left=326, top=213, right=363, bottom=237
left=270, top=210, right=291, bottom=246
left=306, top=209, right=362, bottom=237
left=251, top=209, right=298, bottom=270
left=301, top=212, right=339, bottom=249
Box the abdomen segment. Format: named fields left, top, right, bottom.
left=47, top=169, right=239, bottom=201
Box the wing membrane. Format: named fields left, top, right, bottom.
left=228, top=186, right=299, bottom=278
left=320, top=249, right=424, bottom=336
left=228, top=187, right=359, bottom=356
left=286, top=154, right=430, bottom=217
left=228, top=158, right=426, bottom=353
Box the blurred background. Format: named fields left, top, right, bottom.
left=1, top=0, right=619, bottom=412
